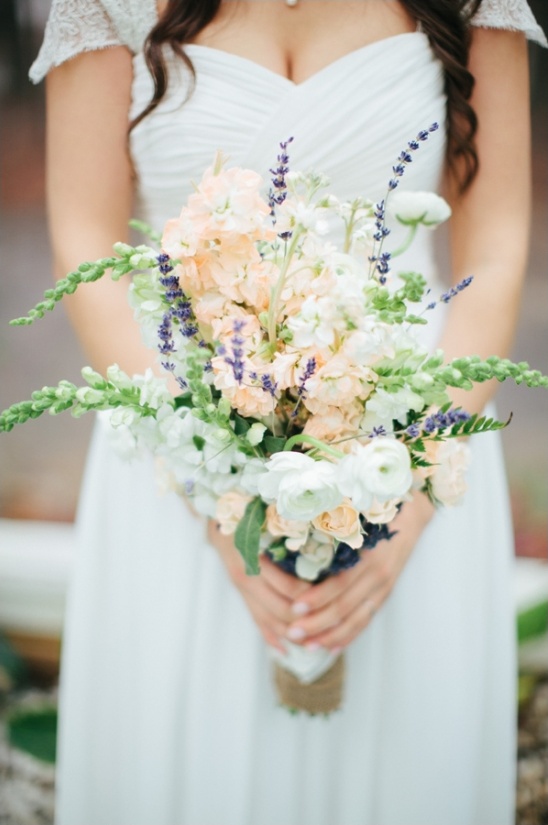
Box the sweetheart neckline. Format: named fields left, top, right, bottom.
left=177, top=31, right=428, bottom=89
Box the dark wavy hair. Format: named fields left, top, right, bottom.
left=131, top=0, right=483, bottom=191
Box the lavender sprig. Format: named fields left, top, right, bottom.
left=218, top=319, right=247, bottom=385
left=368, top=123, right=439, bottom=283
left=291, top=357, right=317, bottom=417
left=268, top=137, right=294, bottom=239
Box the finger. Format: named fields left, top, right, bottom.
left=243, top=576, right=296, bottom=625
left=245, top=593, right=289, bottom=653
left=289, top=559, right=369, bottom=617
left=259, top=555, right=313, bottom=602
left=306, top=594, right=382, bottom=650
left=287, top=570, right=379, bottom=640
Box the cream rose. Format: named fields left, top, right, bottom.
left=312, top=501, right=363, bottom=548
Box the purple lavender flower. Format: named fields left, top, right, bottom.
left=440, top=276, right=474, bottom=304
left=221, top=319, right=248, bottom=384
left=297, top=357, right=316, bottom=399
left=158, top=313, right=176, bottom=355
left=260, top=374, right=278, bottom=397
left=269, top=137, right=294, bottom=239
left=368, top=425, right=387, bottom=438
left=422, top=407, right=471, bottom=435
left=406, top=423, right=421, bottom=438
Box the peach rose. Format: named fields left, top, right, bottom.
left=312, top=500, right=363, bottom=548
left=265, top=504, right=309, bottom=551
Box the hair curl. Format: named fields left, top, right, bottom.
left=131, top=0, right=483, bottom=191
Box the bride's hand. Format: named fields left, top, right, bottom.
left=207, top=520, right=313, bottom=653
left=284, top=493, right=435, bottom=651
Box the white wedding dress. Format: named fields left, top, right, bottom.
left=31, top=3, right=546, bottom=824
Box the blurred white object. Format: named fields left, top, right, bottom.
left=0, top=518, right=74, bottom=635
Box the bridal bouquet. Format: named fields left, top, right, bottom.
left=2, top=128, right=547, bottom=714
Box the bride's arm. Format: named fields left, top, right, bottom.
left=283, top=28, right=532, bottom=650
left=46, top=47, right=160, bottom=376
left=437, top=27, right=531, bottom=414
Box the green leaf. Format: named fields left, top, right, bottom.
left=174, top=393, right=193, bottom=409
left=234, top=497, right=267, bottom=576
left=263, top=435, right=287, bottom=454
left=192, top=435, right=205, bottom=451
left=233, top=414, right=251, bottom=435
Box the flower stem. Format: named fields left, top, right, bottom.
left=283, top=433, right=345, bottom=458
left=390, top=222, right=419, bottom=257
left=268, top=230, right=302, bottom=345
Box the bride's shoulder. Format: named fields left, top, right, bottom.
left=29, top=0, right=158, bottom=84
left=470, top=0, right=547, bottom=46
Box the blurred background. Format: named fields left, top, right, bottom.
left=0, top=2, right=546, bottom=823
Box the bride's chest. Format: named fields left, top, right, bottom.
left=129, top=31, right=448, bottom=231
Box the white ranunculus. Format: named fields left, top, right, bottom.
left=257, top=453, right=343, bottom=521
left=387, top=191, right=452, bottom=227
left=338, top=439, right=413, bottom=507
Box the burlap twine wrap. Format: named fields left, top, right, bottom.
left=273, top=653, right=345, bottom=714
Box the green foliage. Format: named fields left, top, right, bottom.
left=9, top=243, right=158, bottom=326
left=0, top=373, right=160, bottom=432
left=234, top=497, right=267, bottom=575
left=7, top=707, right=58, bottom=764
left=263, top=435, right=287, bottom=454
left=368, top=272, right=428, bottom=324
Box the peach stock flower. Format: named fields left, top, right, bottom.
left=187, top=164, right=272, bottom=241
left=304, top=354, right=376, bottom=415
left=303, top=402, right=363, bottom=451
left=210, top=355, right=277, bottom=418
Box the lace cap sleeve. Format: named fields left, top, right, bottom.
left=471, top=0, right=547, bottom=46
left=29, top=0, right=158, bottom=84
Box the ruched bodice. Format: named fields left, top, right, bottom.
left=130, top=32, right=446, bottom=289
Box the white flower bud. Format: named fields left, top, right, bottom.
left=388, top=191, right=451, bottom=227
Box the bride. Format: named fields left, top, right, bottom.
left=31, top=1, right=545, bottom=823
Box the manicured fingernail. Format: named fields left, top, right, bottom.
left=331, top=646, right=343, bottom=657
left=291, top=602, right=309, bottom=616
left=305, top=642, right=320, bottom=651
left=287, top=626, right=306, bottom=641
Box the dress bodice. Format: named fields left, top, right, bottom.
left=129, top=32, right=447, bottom=290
